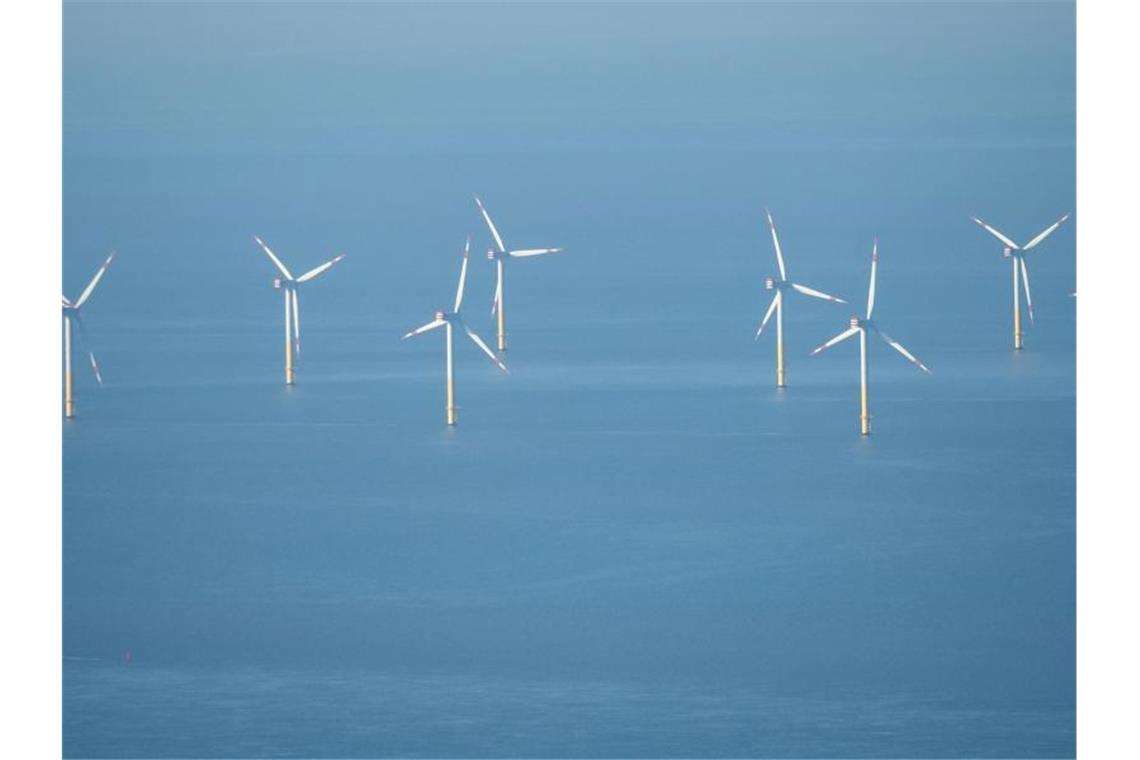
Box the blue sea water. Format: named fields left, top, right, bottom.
left=63, top=2, right=1075, bottom=757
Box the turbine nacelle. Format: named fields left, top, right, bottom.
left=1002, top=247, right=1013, bottom=259
left=850, top=315, right=864, bottom=328
left=764, top=276, right=776, bottom=290
left=487, top=249, right=502, bottom=261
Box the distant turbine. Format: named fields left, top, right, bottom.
left=62, top=253, right=114, bottom=418
left=253, top=236, right=345, bottom=385
left=474, top=195, right=563, bottom=351
left=755, top=209, right=846, bottom=387
left=970, top=212, right=1071, bottom=350
left=402, top=238, right=508, bottom=426
left=810, top=240, right=930, bottom=436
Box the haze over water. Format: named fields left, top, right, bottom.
left=64, top=2, right=1075, bottom=757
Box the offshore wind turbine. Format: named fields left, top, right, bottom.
left=62, top=253, right=114, bottom=418
left=755, top=209, right=847, bottom=387
left=970, top=212, right=1071, bottom=350
left=810, top=240, right=930, bottom=436
left=474, top=195, right=562, bottom=351
left=402, top=238, right=508, bottom=426
left=253, top=236, right=345, bottom=385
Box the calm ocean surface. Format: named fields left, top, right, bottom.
left=64, top=3, right=1075, bottom=757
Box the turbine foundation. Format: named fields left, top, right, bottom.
left=860, top=379, right=870, bottom=435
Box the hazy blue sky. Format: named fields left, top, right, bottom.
left=64, top=1, right=1074, bottom=291
left=65, top=1, right=1074, bottom=156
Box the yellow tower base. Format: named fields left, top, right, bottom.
left=285, top=335, right=295, bottom=385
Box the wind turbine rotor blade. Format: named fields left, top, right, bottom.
left=491, top=271, right=502, bottom=316
left=755, top=292, right=781, bottom=339
left=765, top=209, right=787, bottom=280
left=253, top=236, right=294, bottom=280
left=791, top=282, right=846, bottom=303
left=1022, top=212, right=1072, bottom=250
left=866, top=239, right=879, bottom=319
left=74, top=253, right=115, bottom=308
left=454, top=238, right=470, bottom=313
left=873, top=326, right=931, bottom=374
left=970, top=216, right=1020, bottom=251
left=810, top=326, right=859, bottom=355
left=1019, top=257, right=1035, bottom=323
left=401, top=318, right=446, bottom=340
left=291, top=290, right=301, bottom=355
left=508, top=248, right=562, bottom=258
left=464, top=324, right=509, bottom=372
left=72, top=315, right=104, bottom=385
left=474, top=195, right=507, bottom=252
left=296, top=254, right=346, bottom=283
left=88, top=352, right=103, bottom=385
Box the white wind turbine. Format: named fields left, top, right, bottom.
left=253, top=236, right=345, bottom=385
left=402, top=238, right=509, bottom=425
left=62, top=253, right=114, bottom=418
left=970, top=212, right=1071, bottom=350
left=474, top=195, right=563, bottom=351
left=810, top=239, right=930, bottom=435
left=755, top=209, right=847, bottom=387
